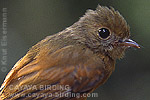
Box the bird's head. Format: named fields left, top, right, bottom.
left=70, top=5, right=140, bottom=59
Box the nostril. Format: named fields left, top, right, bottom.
left=118, top=39, right=123, bottom=43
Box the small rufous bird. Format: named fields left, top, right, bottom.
left=0, top=5, right=140, bottom=100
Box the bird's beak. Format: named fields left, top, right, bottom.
left=120, top=39, right=140, bottom=48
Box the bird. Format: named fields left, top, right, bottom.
left=0, top=5, right=140, bottom=100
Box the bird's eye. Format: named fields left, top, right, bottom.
left=98, top=28, right=110, bottom=39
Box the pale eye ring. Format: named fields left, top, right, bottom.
left=98, top=28, right=111, bottom=39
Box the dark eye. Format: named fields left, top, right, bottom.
left=98, top=28, right=110, bottom=39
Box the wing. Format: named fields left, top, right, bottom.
left=0, top=44, right=113, bottom=100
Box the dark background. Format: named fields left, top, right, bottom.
left=0, top=0, right=150, bottom=100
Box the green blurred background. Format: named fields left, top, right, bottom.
left=0, top=0, right=150, bottom=100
